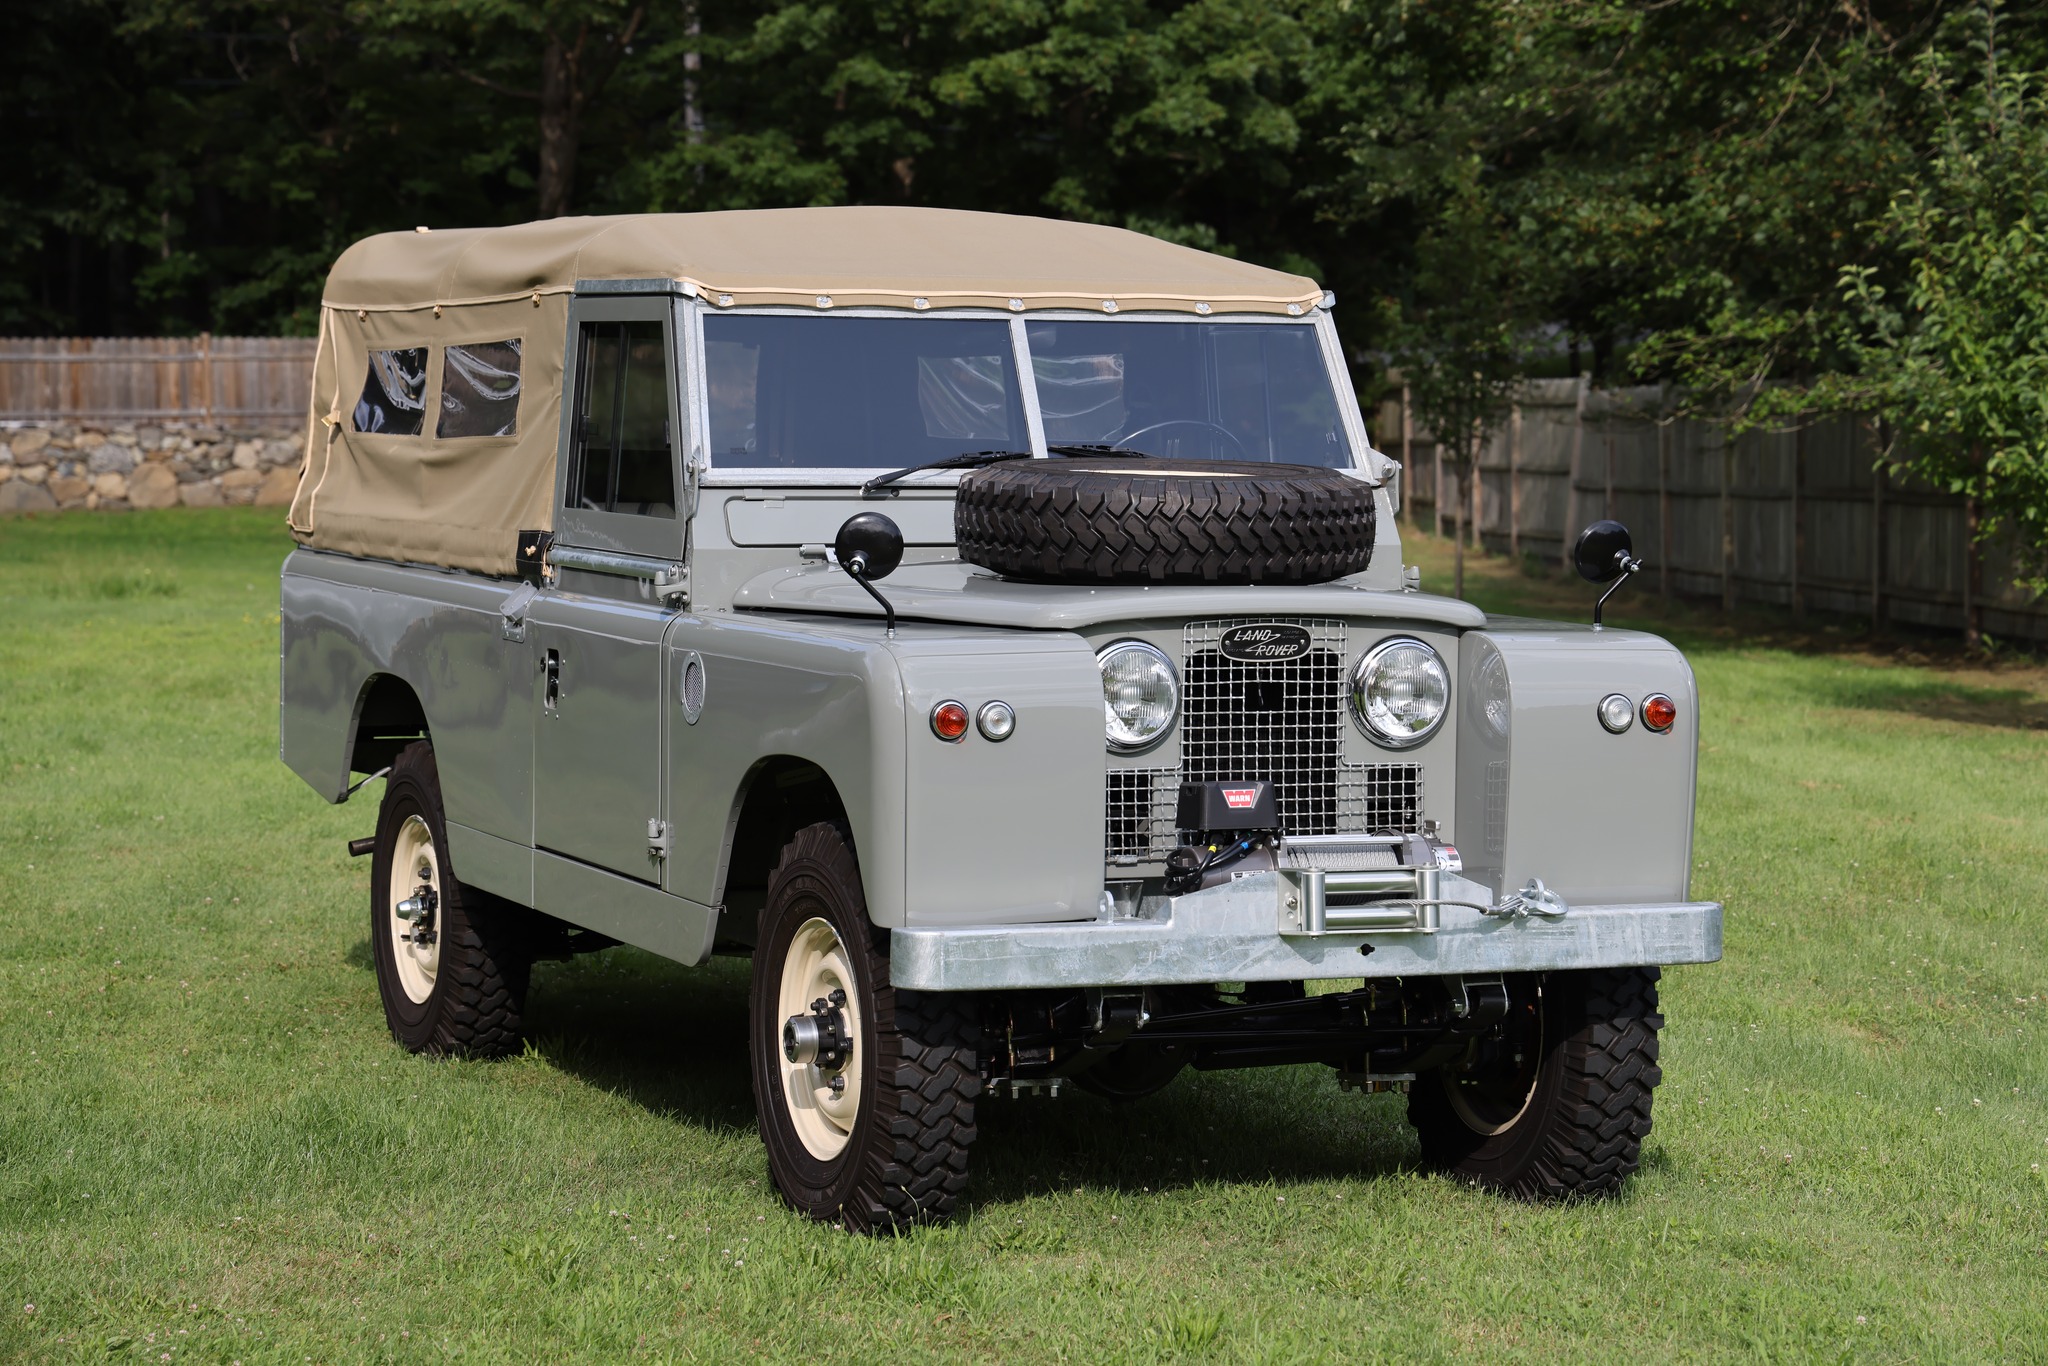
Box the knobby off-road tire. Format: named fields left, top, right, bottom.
left=750, top=822, right=981, bottom=1233
left=953, top=456, right=1376, bottom=585
left=369, top=741, right=531, bottom=1057
left=1408, top=968, right=1663, bottom=1199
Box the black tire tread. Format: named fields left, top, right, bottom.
left=375, top=741, right=529, bottom=1059
left=756, top=822, right=980, bottom=1233
left=1410, top=967, right=1662, bottom=1200
left=954, top=457, right=1376, bottom=585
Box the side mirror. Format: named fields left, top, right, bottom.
left=1572, top=519, right=1634, bottom=584
left=834, top=511, right=904, bottom=581
left=1571, top=519, right=1644, bottom=628
left=834, top=512, right=905, bottom=634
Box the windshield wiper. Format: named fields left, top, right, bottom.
left=1045, top=444, right=1159, bottom=459
left=861, top=445, right=1159, bottom=498
left=861, top=450, right=1032, bottom=498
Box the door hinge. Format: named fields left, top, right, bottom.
left=647, top=818, right=670, bottom=860
left=500, top=582, right=538, bottom=642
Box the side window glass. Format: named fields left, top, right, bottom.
left=569, top=321, right=674, bottom=518
left=352, top=347, right=428, bottom=435
left=437, top=339, right=522, bottom=438
left=615, top=325, right=672, bottom=509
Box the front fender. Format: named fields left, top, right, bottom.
left=1456, top=623, right=1699, bottom=906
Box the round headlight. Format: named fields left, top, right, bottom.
left=1350, top=637, right=1450, bottom=748
left=1098, top=641, right=1179, bottom=751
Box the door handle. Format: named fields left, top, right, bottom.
left=544, top=649, right=561, bottom=713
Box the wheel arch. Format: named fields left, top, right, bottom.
left=714, top=755, right=852, bottom=951
left=347, top=672, right=432, bottom=778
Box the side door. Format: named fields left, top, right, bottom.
left=530, top=296, right=687, bottom=881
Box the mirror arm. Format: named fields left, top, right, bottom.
left=845, top=555, right=898, bottom=637
left=1593, top=553, right=1644, bottom=629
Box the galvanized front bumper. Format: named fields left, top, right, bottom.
left=889, top=870, right=1722, bottom=992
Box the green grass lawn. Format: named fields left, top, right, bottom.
left=2, top=508, right=2045, bottom=1364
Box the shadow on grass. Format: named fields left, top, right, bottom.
left=966, top=1072, right=1420, bottom=1207
left=1804, top=672, right=2048, bottom=731
left=521, top=949, right=758, bottom=1138
left=504, top=947, right=1421, bottom=1202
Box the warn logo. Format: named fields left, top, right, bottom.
left=1222, top=787, right=1261, bottom=810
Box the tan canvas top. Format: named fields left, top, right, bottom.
left=291, top=208, right=1328, bottom=577
left=322, top=207, right=1324, bottom=315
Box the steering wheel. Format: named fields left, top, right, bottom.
left=1117, top=418, right=1249, bottom=459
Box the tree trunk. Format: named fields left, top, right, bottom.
left=537, top=32, right=582, bottom=218
left=683, top=0, right=705, bottom=148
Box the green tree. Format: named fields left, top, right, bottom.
left=363, top=0, right=657, bottom=219
left=1390, top=156, right=1534, bottom=600
left=1835, top=5, right=2048, bottom=643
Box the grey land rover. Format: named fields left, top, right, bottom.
left=279, top=207, right=1721, bottom=1231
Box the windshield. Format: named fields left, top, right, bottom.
left=700, top=313, right=1353, bottom=471
left=705, top=315, right=1024, bottom=469
left=1026, top=320, right=1351, bottom=467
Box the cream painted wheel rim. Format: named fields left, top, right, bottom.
left=387, top=814, right=442, bottom=1005
left=1447, top=988, right=1544, bottom=1137
left=778, top=917, right=864, bottom=1161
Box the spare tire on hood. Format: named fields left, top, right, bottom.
left=953, top=456, right=1377, bottom=586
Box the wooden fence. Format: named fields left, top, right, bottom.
left=1378, top=378, right=2048, bottom=644
left=5, top=339, right=2038, bottom=640
left=0, top=336, right=316, bottom=422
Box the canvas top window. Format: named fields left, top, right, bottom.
left=353, top=347, right=429, bottom=436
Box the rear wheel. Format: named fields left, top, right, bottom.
left=369, top=741, right=530, bottom=1057
left=750, top=822, right=981, bottom=1232
left=1408, top=968, right=1663, bottom=1198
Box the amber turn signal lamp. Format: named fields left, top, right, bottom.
left=1640, top=693, right=1677, bottom=733
left=930, top=700, right=970, bottom=741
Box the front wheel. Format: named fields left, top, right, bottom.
left=749, top=822, right=981, bottom=1232
left=1408, top=968, right=1663, bottom=1198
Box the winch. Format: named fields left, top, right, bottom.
left=1166, top=780, right=1469, bottom=933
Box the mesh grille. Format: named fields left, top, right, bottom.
left=1102, top=619, right=1426, bottom=863
left=1484, top=759, right=1508, bottom=856
left=1105, top=768, right=1178, bottom=861
left=1182, top=618, right=1349, bottom=836
left=1339, top=762, right=1424, bottom=835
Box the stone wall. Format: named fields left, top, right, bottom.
left=0, top=420, right=302, bottom=515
